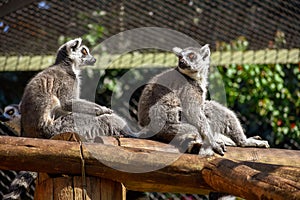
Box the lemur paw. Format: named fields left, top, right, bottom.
left=244, top=137, right=270, bottom=148
left=95, top=107, right=113, bottom=115
left=216, top=140, right=227, bottom=152
left=256, top=140, right=270, bottom=148
left=212, top=141, right=226, bottom=156
left=250, top=135, right=262, bottom=140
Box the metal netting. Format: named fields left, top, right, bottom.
left=0, top=0, right=300, bottom=57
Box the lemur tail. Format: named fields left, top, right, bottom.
left=3, top=171, right=37, bottom=200
left=122, top=124, right=150, bottom=139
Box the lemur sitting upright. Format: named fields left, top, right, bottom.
left=138, top=45, right=269, bottom=156
left=4, top=38, right=137, bottom=200
left=20, top=38, right=133, bottom=140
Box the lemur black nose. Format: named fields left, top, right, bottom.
left=0, top=114, right=9, bottom=122
left=179, top=59, right=189, bottom=69
left=90, top=57, right=96, bottom=65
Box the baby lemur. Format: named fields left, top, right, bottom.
left=138, top=45, right=269, bottom=156
left=21, top=38, right=132, bottom=141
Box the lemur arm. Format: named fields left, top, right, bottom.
left=63, top=99, right=113, bottom=116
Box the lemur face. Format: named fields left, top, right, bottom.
left=0, top=104, right=20, bottom=122
left=172, top=45, right=210, bottom=79
left=56, top=38, right=96, bottom=68
left=66, top=38, right=97, bottom=67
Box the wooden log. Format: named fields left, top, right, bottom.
left=0, top=135, right=300, bottom=199
left=202, top=158, right=300, bottom=200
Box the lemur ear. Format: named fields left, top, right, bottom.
left=200, top=44, right=210, bottom=60
left=66, top=38, right=82, bottom=52
left=172, top=47, right=183, bottom=56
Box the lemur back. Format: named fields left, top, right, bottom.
left=21, top=66, right=75, bottom=138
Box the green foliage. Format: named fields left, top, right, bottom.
left=96, top=69, right=128, bottom=107
left=218, top=63, right=300, bottom=147
left=83, top=23, right=105, bottom=47
left=216, top=36, right=249, bottom=51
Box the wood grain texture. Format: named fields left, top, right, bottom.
left=0, top=135, right=299, bottom=199
left=35, top=175, right=125, bottom=200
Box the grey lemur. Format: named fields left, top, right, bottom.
left=20, top=38, right=133, bottom=141
left=0, top=104, right=21, bottom=136
left=0, top=104, right=35, bottom=200
left=138, top=45, right=269, bottom=156
left=4, top=38, right=136, bottom=200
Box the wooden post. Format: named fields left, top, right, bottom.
left=34, top=133, right=126, bottom=200
left=34, top=173, right=126, bottom=200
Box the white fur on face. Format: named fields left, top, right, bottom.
left=176, top=45, right=211, bottom=81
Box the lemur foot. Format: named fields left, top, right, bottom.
left=245, top=136, right=270, bottom=148
left=212, top=140, right=226, bottom=156
left=198, top=140, right=226, bottom=157
left=95, top=106, right=113, bottom=116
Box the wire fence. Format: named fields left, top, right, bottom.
left=1, top=0, right=300, bottom=56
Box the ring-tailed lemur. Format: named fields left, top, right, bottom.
left=0, top=104, right=20, bottom=122
left=0, top=105, right=35, bottom=200
left=3, top=38, right=137, bottom=200
left=0, top=104, right=21, bottom=136
left=20, top=38, right=133, bottom=140
left=138, top=45, right=269, bottom=156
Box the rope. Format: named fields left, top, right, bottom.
left=79, top=141, right=87, bottom=200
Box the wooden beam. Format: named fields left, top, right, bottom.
left=0, top=49, right=299, bottom=71
left=0, top=135, right=299, bottom=199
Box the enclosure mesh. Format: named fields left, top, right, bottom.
left=0, top=0, right=300, bottom=56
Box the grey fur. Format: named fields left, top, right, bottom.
left=20, top=38, right=132, bottom=140
left=138, top=45, right=269, bottom=156
left=204, top=100, right=269, bottom=148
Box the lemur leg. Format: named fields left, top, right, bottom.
left=148, top=123, right=203, bottom=154
left=183, top=105, right=226, bottom=156
left=204, top=100, right=269, bottom=148
left=145, top=100, right=205, bottom=154
left=41, top=112, right=134, bottom=140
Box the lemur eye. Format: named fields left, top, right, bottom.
left=7, top=109, right=14, bottom=115
left=188, top=53, right=196, bottom=60
left=81, top=48, right=88, bottom=56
